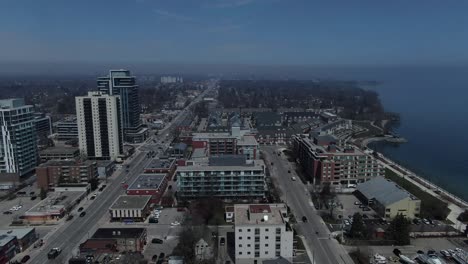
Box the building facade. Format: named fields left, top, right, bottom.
left=34, top=114, right=52, bottom=144
left=97, top=70, right=147, bottom=143
left=90, top=228, right=147, bottom=252
left=54, top=116, right=78, bottom=141
left=36, top=160, right=98, bottom=190
left=126, top=174, right=168, bottom=204
left=292, top=134, right=384, bottom=186
left=0, top=98, right=37, bottom=177
left=39, top=147, right=80, bottom=162
left=176, top=156, right=266, bottom=200
left=234, top=204, right=293, bottom=264
left=76, top=92, right=123, bottom=160
left=109, top=195, right=152, bottom=222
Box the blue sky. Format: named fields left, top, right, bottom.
left=1, top=0, right=468, bottom=65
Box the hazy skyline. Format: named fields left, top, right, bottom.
left=1, top=0, right=468, bottom=66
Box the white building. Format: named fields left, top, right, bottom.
left=0, top=98, right=37, bottom=177
left=234, top=204, right=293, bottom=264
left=76, top=92, right=123, bottom=160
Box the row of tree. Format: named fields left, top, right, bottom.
left=349, top=213, right=411, bottom=245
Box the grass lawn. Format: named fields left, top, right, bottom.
left=385, top=169, right=450, bottom=220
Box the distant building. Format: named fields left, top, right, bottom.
left=292, top=134, right=384, bottom=186
left=192, top=130, right=258, bottom=160
left=234, top=204, right=293, bottom=264
left=109, top=195, right=152, bottom=222
left=39, top=147, right=80, bottom=162
left=76, top=91, right=123, bottom=161
left=254, top=112, right=282, bottom=127
left=177, top=155, right=266, bottom=200
left=34, top=114, right=52, bottom=144
left=97, top=69, right=148, bottom=143
left=90, top=228, right=147, bottom=252
left=54, top=116, right=78, bottom=141
left=0, top=173, right=20, bottom=191
left=355, top=176, right=421, bottom=219
left=281, top=112, right=319, bottom=126
left=144, top=158, right=176, bottom=177
left=0, top=98, right=37, bottom=177
left=126, top=174, right=168, bottom=204
left=161, top=76, right=183, bottom=84
left=36, top=160, right=98, bottom=191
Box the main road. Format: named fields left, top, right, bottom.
left=261, top=146, right=354, bottom=264
left=29, top=81, right=217, bottom=264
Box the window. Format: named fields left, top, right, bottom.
left=276, top=244, right=280, bottom=249
left=276, top=228, right=281, bottom=234
left=247, top=252, right=251, bottom=255
left=276, top=236, right=281, bottom=242
left=254, top=261, right=258, bottom=264
left=265, top=251, right=269, bottom=255
left=238, top=229, right=242, bottom=232
left=276, top=251, right=281, bottom=257
left=238, top=237, right=242, bottom=240
left=265, top=228, right=269, bottom=232
left=247, top=229, right=251, bottom=232
left=255, top=252, right=260, bottom=257
left=255, top=228, right=260, bottom=235
left=239, top=245, right=242, bottom=248
left=247, top=244, right=251, bottom=247
left=265, top=236, right=269, bottom=239
left=255, top=245, right=260, bottom=250
left=265, top=244, right=269, bottom=247
left=247, top=236, right=251, bottom=239
left=239, top=252, right=242, bottom=255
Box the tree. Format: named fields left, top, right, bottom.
left=457, top=210, right=468, bottom=222
left=40, top=188, right=47, bottom=200
left=349, top=213, right=366, bottom=239
left=386, top=214, right=411, bottom=245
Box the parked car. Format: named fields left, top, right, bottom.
left=90, top=196, right=96, bottom=200
left=422, top=218, right=430, bottom=225
left=152, top=255, right=158, bottom=261
left=354, top=201, right=361, bottom=205
left=359, top=204, right=366, bottom=208
left=158, top=253, right=165, bottom=260
left=48, top=248, right=61, bottom=259
left=78, top=207, right=84, bottom=212
left=302, top=216, right=308, bottom=223
left=362, top=207, right=371, bottom=211
left=66, top=214, right=74, bottom=221
left=220, top=237, right=225, bottom=246
left=30, top=196, right=37, bottom=200
left=21, top=255, right=30, bottom=263
left=291, top=176, right=296, bottom=181
left=3, top=211, right=12, bottom=215
left=151, top=238, right=163, bottom=244
left=344, top=220, right=350, bottom=226
left=79, top=212, right=86, bottom=217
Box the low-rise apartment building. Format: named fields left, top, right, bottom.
left=234, top=204, right=293, bottom=264
left=176, top=155, right=266, bottom=200
left=36, top=160, right=98, bottom=190
left=292, top=134, right=383, bottom=186
left=39, top=147, right=80, bottom=162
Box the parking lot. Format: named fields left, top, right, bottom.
left=0, top=191, right=43, bottom=228
left=336, top=194, right=379, bottom=221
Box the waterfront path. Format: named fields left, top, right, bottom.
left=376, top=153, right=467, bottom=232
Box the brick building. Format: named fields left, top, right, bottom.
left=126, top=174, right=168, bottom=204
left=36, top=160, right=98, bottom=190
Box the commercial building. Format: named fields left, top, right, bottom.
left=109, top=195, right=152, bottom=222
left=0, top=235, right=18, bottom=264
left=36, top=160, right=98, bottom=190
left=39, top=147, right=80, bottom=162
left=126, top=174, right=168, bottom=204
left=177, top=155, right=266, bottom=200
left=97, top=69, right=148, bottom=143
left=355, top=176, right=421, bottom=219
left=292, top=134, right=384, bottom=186
left=234, top=204, right=293, bottom=264
left=0, top=228, right=37, bottom=252
left=0, top=98, right=37, bottom=177
left=54, top=116, right=78, bottom=141
left=76, top=91, right=123, bottom=160
left=90, top=228, right=147, bottom=252
left=143, top=158, right=176, bottom=177
left=24, top=191, right=86, bottom=224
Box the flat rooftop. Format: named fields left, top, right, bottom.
left=357, top=176, right=419, bottom=206
left=110, top=195, right=152, bottom=210
left=234, top=204, right=288, bottom=226
left=92, top=228, right=145, bottom=239
left=0, top=235, right=15, bottom=247
left=38, top=159, right=95, bottom=167
left=25, top=191, right=84, bottom=216
left=192, top=132, right=233, bottom=140
left=177, top=159, right=265, bottom=172
left=127, top=174, right=166, bottom=191
left=40, top=147, right=79, bottom=155
left=0, top=228, right=35, bottom=239
left=237, top=135, right=258, bottom=146
left=146, top=158, right=175, bottom=169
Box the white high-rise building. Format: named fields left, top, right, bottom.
left=0, top=98, right=37, bottom=176
left=234, top=204, right=293, bottom=264
left=76, top=92, right=123, bottom=160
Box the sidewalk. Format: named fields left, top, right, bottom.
left=377, top=154, right=467, bottom=232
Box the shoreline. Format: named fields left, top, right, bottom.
left=373, top=150, right=467, bottom=231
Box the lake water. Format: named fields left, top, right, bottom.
left=305, top=66, right=468, bottom=200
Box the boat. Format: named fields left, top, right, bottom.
left=371, top=253, right=387, bottom=264
left=399, top=254, right=416, bottom=264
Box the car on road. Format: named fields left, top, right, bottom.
left=151, top=238, right=163, bottom=244
left=90, top=196, right=96, bottom=200
left=30, top=196, right=37, bottom=200
left=171, top=221, right=180, bottom=226
left=287, top=170, right=291, bottom=173
left=152, top=255, right=158, bottom=261
left=3, top=211, right=12, bottom=215
left=359, top=204, right=366, bottom=208
left=291, top=176, right=296, bottom=181
left=21, top=255, right=30, bottom=263
left=422, top=218, right=430, bottom=225
left=413, top=218, right=421, bottom=225
left=362, top=207, right=371, bottom=211
left=354, top=201, right=361, bottom=205
left=302, top=216, right=308, bottom=223
left=80, top=212, right=86, bottom=217
left=78, top=207, right=84, bottom=212
left=48, top=248, right=61, bottom=259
